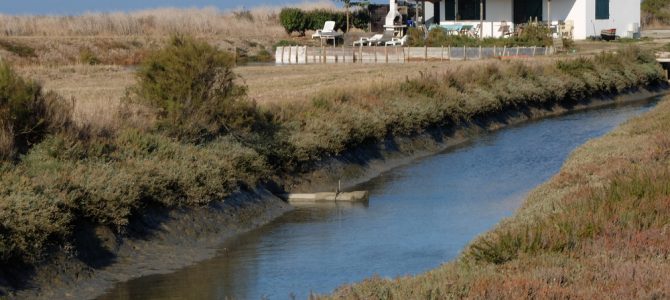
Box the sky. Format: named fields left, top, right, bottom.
left=0, top=0, right=370, bottom=15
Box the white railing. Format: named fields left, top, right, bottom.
left=274, top=45, right=555, bottom=64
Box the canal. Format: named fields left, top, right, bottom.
left=99, top=97, right=659, bottom=299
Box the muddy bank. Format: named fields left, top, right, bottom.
left=2, top=86, right=668, bottom=300
left=1, top=189, right=291, bottom=299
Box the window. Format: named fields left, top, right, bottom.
left=596, top=0, right=610, bottom=20
left=445, top=0, right=486, bottom=20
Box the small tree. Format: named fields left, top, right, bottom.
left=132, top=35, right=258, bottom=143
left=0, top=62, right=71, bottom=160
left=279, top=8, right=308, bottom=36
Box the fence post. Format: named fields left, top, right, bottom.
left=532, top=46, right=536, bottom=57
left=374, top=46, right=378, bottom=63
left=424, top=45, right=428, bottom=62
left=493, top=45, right=497, bottom=57
left=441, top=46, right=444, bottom=61
left=396, top=46, right=400, bottom=62
left=322, top=46, right=326, bottom=63
left=463, top=46, right=467, bottom=61
left=305, top=46, right=308, bottom=64
left=503, top=46, right=507, bottom=57
left=479, top=46, right=482, bottom=59
left=342, top=45, right=345, bottom=63
left=516, top=46, right=520, bottom=56
left=448, top=46, right=452, bottom=60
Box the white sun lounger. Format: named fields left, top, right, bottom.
left=312, top=21, right=343, bottom=39
left=385, top=35, right=408, bottom=46
left=353, top=34, right=383, bottom=46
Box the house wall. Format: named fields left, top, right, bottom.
left=584, top=0, right=640, bottom=39
left=544, top=0, right=586, bottom=39
left=434, top=0, right=639, bottom=40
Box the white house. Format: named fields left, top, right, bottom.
left=413, top=0, right=640, bottom=39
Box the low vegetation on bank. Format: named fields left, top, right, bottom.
left=407, top=23, right=556, bottom=48
left=0, top=36, right=664, bottom=276
left=323, top=94, right=670, bottom=299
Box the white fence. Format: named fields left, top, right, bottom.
left=275, top=46, right=555, bottom=64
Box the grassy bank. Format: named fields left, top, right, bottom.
left=0, top=41, right=665, bottom=290
left=322, top=92, right=670, bottom=299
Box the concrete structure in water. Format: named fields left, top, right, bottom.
left=284, top=191, right=370, bottom=204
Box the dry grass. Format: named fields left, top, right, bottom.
left=323, top=96, right=670, bottom=299
left=0, top=2, right=336, bottom=38
left=237, top=58, right=557, bottom=105
left=16, top=65, right=133, bottom=128
left=14, top=59, right=556, bottom=129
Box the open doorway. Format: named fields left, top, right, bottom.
left=513, top=0, right=542, bottom=24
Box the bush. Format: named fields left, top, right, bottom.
left=279, top=8, right=308, bottom=36
left=280, top=8, right=361, bottom=35
left=352, top=9, right=370, bottom=31
left=0, top=61, right=72, bottom=161
left=131, top=35, right=259, bottom=143
left=79, top=47, right=100, bottom=65
left=408, top=23, right=552, bottom=47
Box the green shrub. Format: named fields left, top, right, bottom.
left=131, top=35, right=259, bottom=143
left=643, top=0, right=670, bottom=24
left=279, top=8, right=308, bottom=36
left=0, top=61, right=72, bottom=161
left=407, top=28, right=426, bottom=47
left=307, top=10, right=340, bottom=31
left=352, top=9, right=370, bottom=30
left=273, top=39, right=302, bottom=50
left=409, top=23, right=552, bottom=47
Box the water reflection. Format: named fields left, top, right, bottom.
left=99, top=98, right=659, bottom=300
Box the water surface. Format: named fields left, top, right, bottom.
left=99, top=99, right=659, bottom=300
